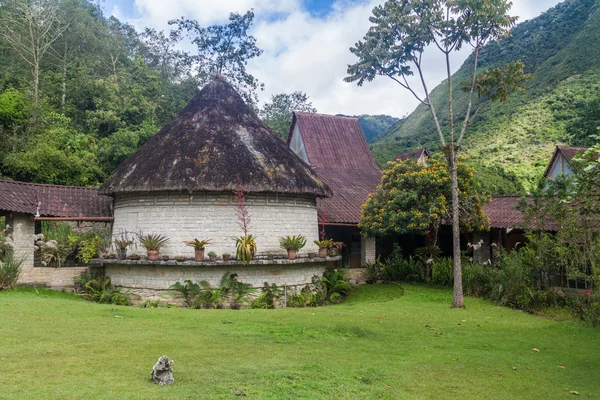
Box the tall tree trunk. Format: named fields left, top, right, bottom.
left=33, top=59, right=39, bottom=103
left=450, top=149, right=465, bottom=308
left=61, top=41, right=67, bottom=109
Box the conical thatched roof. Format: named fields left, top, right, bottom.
left=99, top=75, right=331, bottom=197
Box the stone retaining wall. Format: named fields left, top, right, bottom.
left=103, top=258, right=335, bottom=304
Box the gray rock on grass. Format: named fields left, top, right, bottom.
left=151, top=356, right=174, bottom=386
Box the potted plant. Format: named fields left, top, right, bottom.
left=235, top=234, right=257, bottom=264
left=115, top=239, right=131, bottom=260
left=175, top=256, right=186, bottom=262
left=222, top=253, right=231, bottom=261
left=138, top=233, right=170, bottom=261
left=314, top=239, right=333, bottom=258
left=162, top=255, right=170, bottom=261
left=208, top=251, right=217, bottom=261
left=329, top=241, right=344, bottom=257
left=279, top=235, right=307, bottom=260
left=183, top=238, right=213, bottom=262
left=267, top=252, right=275, bottom=260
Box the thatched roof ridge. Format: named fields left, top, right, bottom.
left=99, top=75, right=331, bottom=197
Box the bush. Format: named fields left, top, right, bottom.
left=322, top=269, right=352, bottom=301
left=78, top=272, right=130, bottom=305
left=570, top=292, right=600, bottom=327
left=430, top=258, right=453, bottom=286
left=0, top=252, right=26, bottom=290
left=251, top=283, right=282, bottom=309
left=379, top=245, right=423, bottom=282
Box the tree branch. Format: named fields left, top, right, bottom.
left=457, top=44, right=481, bottom=146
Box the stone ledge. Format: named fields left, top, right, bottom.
left=91, top=256, right=341, bottom=267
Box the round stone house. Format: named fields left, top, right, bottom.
left=97, top=75, right=334, bottom=299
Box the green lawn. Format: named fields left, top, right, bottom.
left=0, top=285, right=598, bottom=399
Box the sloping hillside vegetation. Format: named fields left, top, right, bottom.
left=370, top=0, right=600, bottom=191
left=345, top=114, right=402, bottom=143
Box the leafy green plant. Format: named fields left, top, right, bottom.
left=235, top=234, right=257, bottom=264
left=430, top=258, right=454, bottom=286
left=279, top=234, right=307, bottom=251
left=78, top=272, right=130, bottom=305
left=184, top=238, right=213, bottom=249
left=322, top=269, right=352, bottom=302
left=314, top=239, right=333, bottom=249
left=169, top=280, right=203, bottom=308
left=138, top=233, right=170, bottom=251
left=77, top=234, right=102, bottom=263
left=251, top=283, right=282, bottom=309
left=0, top=251, right=26, bottom=290
left=208, top=251, right=216, bottom=256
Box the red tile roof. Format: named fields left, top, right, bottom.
left=482, top=196, right=524, bottom=229
left=289, top=112, right=381, bottom=224
left=543, top=145, right=588, bottom=177
left=395, top=148, right=430, bottom=162
left=0, top=180, right=113, bottom=218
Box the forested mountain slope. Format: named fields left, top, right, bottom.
left=338, top=114, right=402, bottom=143
left=370, top=0, right=600, bottom=191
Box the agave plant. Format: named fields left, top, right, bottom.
left=280, top=235, right=307, bottom=251
left=235, top=234, right=257, bottom=264
left=138, top=233, right=170, bottom=251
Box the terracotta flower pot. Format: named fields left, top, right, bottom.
left=194, top=248, right=205, bottom=262
left=209, top=254, right=217, bottom=261
left=318, top=248, right=327, bottom=258
left=287, top=249, right=297, bottom=260
left=147, top=250, right=160, bottom=261
left=267, top=254, right=275, bottom=260
left=223, top=254, right=231, bottom=261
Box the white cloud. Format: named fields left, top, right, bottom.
left=111, top=0, right=564, bottom=117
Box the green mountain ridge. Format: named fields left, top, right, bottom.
left=337, top=114, right=402, bottom=143
left=370, top=0, right=600, bottom=192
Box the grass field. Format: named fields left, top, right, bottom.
left=0, top=284, right=598, bottom=399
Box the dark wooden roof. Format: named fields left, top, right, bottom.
left=0, top=180, right=112, bottom=218
left=543, top=145, right=588, bottom=178
left=288, top=112, right=381, bottom=224
left=395, top=148, right=430, bottom=162
left=100, top=76, right=331, bottom=198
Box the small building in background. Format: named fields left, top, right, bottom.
left=287, top=112, right=381, bottom=268
left=395, top=148, right=430, bottom=165
left=543, top=145, right=588, bottom=179
left=0, top=180, right=112, bottom=288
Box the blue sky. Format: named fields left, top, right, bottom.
left=103, top=0, right=563, bottom=116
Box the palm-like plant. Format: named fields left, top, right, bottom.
left=314, top=239, right=333, bottom=249
left=280, top=235, right=307, bottom=251
left=138, top=233, right=170, bottom=251
left=183, top=239, right=213, bottom=249
left=236, top=234, right=257, bottom=264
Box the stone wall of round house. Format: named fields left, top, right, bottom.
left=111, top=191, right=320, bottom=258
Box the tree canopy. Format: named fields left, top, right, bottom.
left=360, top=155, right=489, bottom=238
left=259, top=91, right=316, bottom=139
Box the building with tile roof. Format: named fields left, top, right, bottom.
left=395, top=148, right=430, bottom=164
left=543, top=145, right=589, bottom=179
left=287, top=112, right=381, bottom=268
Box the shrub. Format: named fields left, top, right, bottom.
left=251, top=283, right=282, bottom=309
left=379, top=245, right=422, bottom=282
left=78, top=272, right=130, bottom=305
left=570, top=292, right=600, bottom=327
left=0, top=252, right=26, bottom=290
left=322, top=269, right=352, bottom=301
left=235, top=234, right=257, bottom=264
left=430, top=258, right=453, bottom=286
